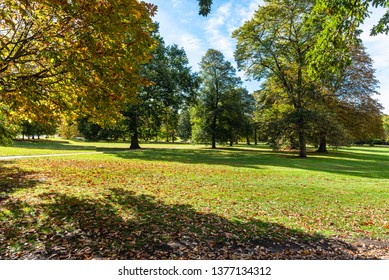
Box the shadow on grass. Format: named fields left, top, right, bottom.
left=105, top=145, right=389, bottom=180
left=1, top=182, right=369, bottom=260
left=0, top=162, right=42, bottom=201
left=12, top=140, right=97, bottom=151
left=6, top=140, right=389, bottom=179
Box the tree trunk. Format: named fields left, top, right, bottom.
left=298, top=131, right=307, bottom=158
left=254, top=127, right=258, bottom=145
left=129, top=111, right=141, bottom=150
left=212, top=112, right=217, bottom=149
left=246, top=135, right=250, bottom=145
left=130, top=133, right=141, bottom=150
left=316, top=134, right=328, bottom=153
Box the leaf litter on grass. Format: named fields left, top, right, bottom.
left=0, top=156, right=388, bottom=260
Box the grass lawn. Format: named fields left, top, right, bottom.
left=0, top=139, right=388, bottom=259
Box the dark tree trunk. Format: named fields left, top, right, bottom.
left=212, top=112, right=217, bottom=149
left=316, top=134, right=328, bottom=153
left=254, top=127, right=258, bottom=145
left=130, top=130, right=141, bottom=150
left=298, top=131, right=307, bottom=158
left=246, top=135, right=250, bottom=145
left=129, top=111, right=141, bottom=150
left=130, top=132, right=141, bottom=150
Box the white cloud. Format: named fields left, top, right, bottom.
left=204, top=2, right=236, bottom=60
left=179, top=34, right=202, bottom=52
left=238, top=0, right=263, bottom=23
left=178, top=33, right=204, bottom=70
left=171, top=0, right=182, bottom=8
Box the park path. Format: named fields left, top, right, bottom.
left=0, top=152, right=101, bottom=161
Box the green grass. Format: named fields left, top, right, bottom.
left=0, top=140, right=388, bottom=259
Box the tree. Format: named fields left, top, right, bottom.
left=20, top=120, right=57, bottom=140
left=317, top=44, right=384, bottom=150
left=177, top=107, right=192, bottom=142
left=384, top=115, right=389, bottom=144
left=308, top=0, right=389, bottom=77
left=57, top=120, right=79, bottom=140
left=1, top=0, right=156, bottom=144
left=252, top=77, right=304, bottom=150
left=193, top=49, right=243, bottom=148
left=222, top=87, right=255, bottom=146
left=123, top=27, right=199, bottom=149
left=233, top=0, right=319, bottom=157
left=0, top=105, right=17, bottom=146
left=197, top=0, right=213, bottom=16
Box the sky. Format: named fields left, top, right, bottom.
left=147, top=0, right=389, bottom=114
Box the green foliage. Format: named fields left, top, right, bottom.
left=123, top=28, right=199, bottom=148
left=235, top=0, right=384, bottom=155
left=77, top=118, right=128, bottom=142
left=18, top=119, right=58, bottom=139
left=320, top=44, right=384, bottom=145
left=177, top=108, right=192, bottom=142
left=308, top=0, right=389, bottom=77
left=197, top=0, right=213, bottom=16
left=194, top=49, right=243, bottom=148
left=384, top=115, right=389, bottom=143
left=57, top=121, right=79, bottom=140
left=0, top=105, right=17, bottom=146
left=234, top=0, right=319, bottom=157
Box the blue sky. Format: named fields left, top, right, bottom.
left=148, top=0, right=389, bottom=114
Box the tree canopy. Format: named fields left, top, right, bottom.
left=234, top=0, right=319, bottom=157
left=308, top=0, right=389, bottom=76
left=1, top=0, right=157, bottom=143
left=197, top=0, right=213, bottom=16
left=193, top=49, right=248, bottom=148
left=234, top=0, right=384, bottom=156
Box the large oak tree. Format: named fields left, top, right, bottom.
left=233, top=0, right=319, bottom=157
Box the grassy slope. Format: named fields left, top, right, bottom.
left=0, top=140, right=388, bottom=259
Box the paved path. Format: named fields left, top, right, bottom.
left=0, top=152, right=101, bottom=161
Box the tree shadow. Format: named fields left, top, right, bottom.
left=11, top=140, right=97, bottom=152
left=0, top=162, right=43, bottom=202
left=105, top=145, right=389, bottom=180
left=0, top=187, right=378, bottom=260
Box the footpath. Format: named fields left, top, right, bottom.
left=0, top=152, right=101, bottom=161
